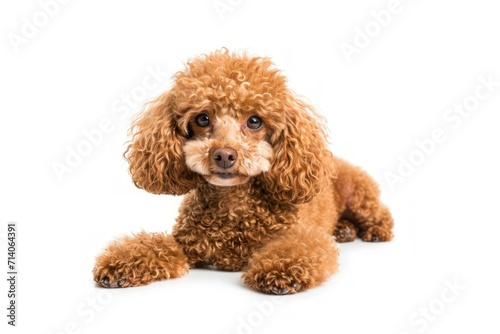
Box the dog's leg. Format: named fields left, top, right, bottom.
left=335, top=158, right=394, bottom=242
left=344, top=181, right=394, bottom=242
left=242, top=224, right=338, bottom=294
left=93, top=232, right=189, bottom=288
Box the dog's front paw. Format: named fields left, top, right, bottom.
left=242, top=260, right=310, bottom=295
left=93, top=233, right=189, bottom=288
left=243, top=227, right=338, bottom=294
left=93, top=255, right=134, bottom=288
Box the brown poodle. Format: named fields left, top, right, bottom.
left=93, top=50, right=394, bottom=294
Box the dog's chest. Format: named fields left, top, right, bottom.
left=172, top=188, right=294, bottom=270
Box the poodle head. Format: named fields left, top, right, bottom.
left=126, top=50, right=334, bottom=203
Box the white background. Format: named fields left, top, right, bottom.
left=1, top=0, right=499, bottom=333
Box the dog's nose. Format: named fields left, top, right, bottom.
left=213, top=147, right=238, bottom=169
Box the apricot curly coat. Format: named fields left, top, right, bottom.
left=93, top=50, right=394, bottom=294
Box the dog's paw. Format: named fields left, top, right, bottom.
left=243, top=227, right=338, bottom=294
left=261, top=275, right=303, bottom=295
left=93, top=258, right=133, bottom=288
left=93, top=255, right=138, bottom=288
left=242, top=261, right=310, bottom=295
left=360, top=226, right=393, bottom=242
left=93, top=233, right=189, bottom=288
left=333, top=220, right=358, bottom=242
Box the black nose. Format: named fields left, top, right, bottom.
left=213, top=147, right=238, bottom=169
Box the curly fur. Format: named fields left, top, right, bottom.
left=93, top=50, right=394, bottom=294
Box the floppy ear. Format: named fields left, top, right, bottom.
left=260, top=95, right=336, bottom=204
left=125, top=91, right=198, bottom=195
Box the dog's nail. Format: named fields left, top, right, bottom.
left=100, top=277, right=110, bottom=288
left=372, top=235, right=380, bottom=242
left=270, top=286, right=290, bottom=295
left=108, top=278, right=126, bottom=288
left=294, top=284, right=302, bottom=292
left=109, top=281, right=120, bottom=288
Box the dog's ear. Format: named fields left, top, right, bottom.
left=260, top=95, right=336, bottom=204
left=125, top=91, right=198, bottom=195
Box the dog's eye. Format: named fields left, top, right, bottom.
left=247, top=116, right=263, bottom=130
left=195, top=114, right=210, bottom=127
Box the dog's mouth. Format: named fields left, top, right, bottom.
left=204, top=172, right=249, bottom=186
left=215, top=173, right=239, bottom=179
